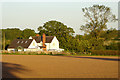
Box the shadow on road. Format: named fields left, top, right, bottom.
left=53, top=55, right=119, bottom=61
left=1, top=62, right=30, bottom=80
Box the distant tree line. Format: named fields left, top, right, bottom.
left=1, top=5, right=120, bottom=53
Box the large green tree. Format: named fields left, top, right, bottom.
left=80, top=5, right=116, bottom=38
left=38, top=20, right=75, bottom=51
left=38, top=20, right=74, bottom=36
left=22, top=28, right=36, bottom=39
left=1, top=28, right=23, bottom=50
left=2, top=28, right=22, bottom=40
left=80, top=5, right=117, bottom=50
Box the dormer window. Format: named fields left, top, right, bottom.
left=21, top=41, right=24, bottom=43
left=17, top=41, right=20, bottom=43
left=25, top=41, right=27, bottom=43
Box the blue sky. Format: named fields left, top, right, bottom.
left=2, top=1, right=119, bottom=35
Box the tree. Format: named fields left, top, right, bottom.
left=1, top=28, right=36, bottom=50
left=38, top=20, right=75, bottom=36
left=80, top=5, right=117, bottom=39
left=100, top=28, right=118, bottom=40
left=80, top=5, right=117, bottom=50
left=79, top=40, right=91, bottom=52
left=22, top=29, right=36, bottom=39
left=38, top=20, right=75, bottom=51
left=2, top=28, right=22, bottom=40
left=1, top=28, right=22, bottom=50
left=75, top=35, right=84, bottom=40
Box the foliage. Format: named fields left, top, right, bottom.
left=2, top=28, right=22, bottom=40
left=105, top=42, right=119, bottom=50
left=90, top=50, right=119, bottom=55
left=75, top=35, right=84, bottom=40
left=81, top=5, right=116, bottom=35
left=38, top=20, right=75, bottom=52
left=1, top=28, right=36, bottom=50
left=22, top=28, right=36, bottom=39
left=38, top=20, right=74, bottom=36
left=100, top=28, right=118, bottom=40
left=80, top=5, right=117, bottom=50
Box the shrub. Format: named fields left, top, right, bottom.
left=49, top=52, right=52, bottom=55
left=106, top=42, right=119, bottom=50
left=40, top=52, right=46, bottom=55
left=90, top=50, right=119, bottom=56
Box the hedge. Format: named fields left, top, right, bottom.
left=90, top=50, right=119, bottom=55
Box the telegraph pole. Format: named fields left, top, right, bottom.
left=3, top=32, right=5, bottom=50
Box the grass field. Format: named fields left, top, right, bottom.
left=2, top=55, right=119, bottom=78
left=1, top=52, right=119, bottom=56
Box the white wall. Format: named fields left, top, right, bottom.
left=27, top=39, right=43, bottom=51
left=49, top=36, right=59, bottom=50
left=25, top=48, right=42, bottom=51
left=28, top=36, right=60, bottom=51
left=29, top=36, right=32, bottom=39
left=45, top=43, right=50, bottom=51
left=28, top=39, right=38, bottom=49
left=7, top=48, right=15, bottom=51
left=37, top=41, right=42, bottom=46
left=24, top=48, right=27, bottom=51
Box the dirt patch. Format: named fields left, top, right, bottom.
left=2, top=55, right=118, bottom=78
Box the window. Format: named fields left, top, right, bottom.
left=21, top=41, right=24, bottom=43
left=17, top=41, right=20, bottom=43
left=33, top=42, right=35, bottom=46
left=53, top=43, right=55, bottom=46
left=25, top=41, right=27, bottom=43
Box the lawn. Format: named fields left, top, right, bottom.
left=1, top=52, right=119, bottom=57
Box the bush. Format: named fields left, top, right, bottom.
left=90, top=50, right=119, bottom=56
left=49, top=52, right=52, bottom=55
left=40, top=52, right=46, bottom=55
left=106, top=42, right=119, bottom=50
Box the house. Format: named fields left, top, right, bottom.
left=7, top=33, right=64, bottom=52
left=7, top=39, right=39, bottom=51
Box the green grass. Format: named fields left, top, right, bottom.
left=1, top=52, right=118, bottom=57
left=69, top=54, right=119, bottom=57
left=1, top=53, right=51, bottom=55
left=1, top=53, right=28, bottom=55
left=1, top=52, right=66, bottom=56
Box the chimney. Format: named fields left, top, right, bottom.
left=42, top=33, right=46, bottom=51
left=36, top=34, right=39, bottom=36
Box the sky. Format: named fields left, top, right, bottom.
left=1, top=1, right=119, bottom=35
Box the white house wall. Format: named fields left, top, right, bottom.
left=49, top=36, right=59, bottom=50
left=37, top=41, right=42, bottom=46
left=29, top=36, right=32, bottom=39
left=28, top=39, right=38, bottom=49
left=45, top=43, right=50, bottom=51
left=7, top=48, right=15, bottom=51
left=29, top=36, right=60, bottom=51
left=25, top=48, right=42, bottom=51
